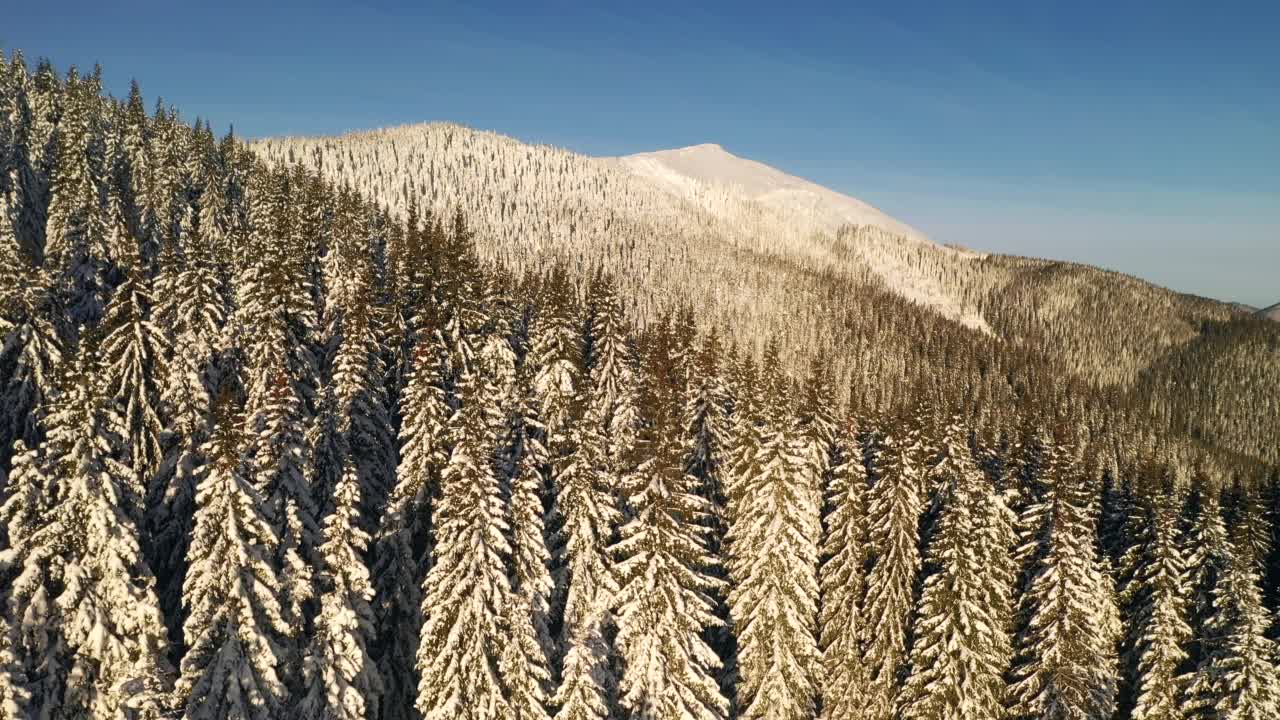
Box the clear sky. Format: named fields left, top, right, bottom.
left=6, top=0, right=1278, bottom=306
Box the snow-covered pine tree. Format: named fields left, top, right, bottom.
left=1007, top=430, right=1121, bottom=720
left=680, top=324, right=735, bottom=700
left=529, top=265, right=581, bottom=473
left=0, top=193, right=62, bottom=471
left=1184, top=523, right=1280, bottom=720
left=50, top=347, right=172, bottom=717
left=1183, top=477, right=1231, bottom=670
left=237, top=169, right=322, bottom=674
left=99, top=208, right=165, bottom=521
left=0, top=440, right=65, bottom=719
left=725, top=339, right=820, bottom=720
left=817, top=412, right=872, bottom=720
left=116, top=79, right=151, bottom=244
left=797, top=355, right=839, bottom=522
left=682, top=324, right=730, bottom=539
left=497, top=353, right=555, bottom=662
left=42, top=67, right=109, bottom=328
left=1122, top=465, right=1192, bottom=720
left=327, top=191, right=394, bottom=522
left=149, top=202, right=227, bottom=650
left=899, top=416, right=1010, bottom=720
left=861, top=409, right=925, bottom=718
left=176, top=393, right=290, bottom=720
left=612, top=319, right=728, bottom=720
left=1223, top=481, right=1272, bottom=574
left=479, top=287, right=554, bottom=720
left=372, top=336, right=450, bottom=720
left=551, top=389, right=624, bottom=718
left=415, top=364, right=517, bottom=720
left=300, top=458, right=383, bottom=720
left=4, top=343, right=172, bottom=718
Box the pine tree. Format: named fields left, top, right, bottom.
left=725, top=341, right=820, bottom=720
left=1184, top=525, right=1280, bottom=720
left=237, top=170, right=322, bottom=664
left=99, top=214, right=165, bottom=519
left=1, top=346, right=172, bottom=717
left=50, top=350, right=172, bottom=717
left=300, top=458, right=383, bottom=720
left=612, top=321, right=727, bottom=720
left=817, top=414, right=872, bottom=720
left=149, top=206, right=226, bottom=651
left=899, top=417, right=1009, bottom=720
left=372, top=338, right=450, bottom=720
left=415, top=368, right=516, bottom=720
left=1124, top=468, right=1192, bottom=720
left=328, top=192, right=394, bottom=521
left=0, top=440, right=66, bottom=719
left=500, top=363, right=555, bottom=660
left=1007, top=434, right=1120, bottom=720
left=176, top=396, right=289, bottom=720
left=0, top=195, right=62, bottom=469
left=529, top=266, right=581, bottom=472
left=43, top=67, right=109, bottom=327
left=553, top=274, right=630, bottom=720
left=1184, top=479, right=1231, bottom=670
left=861, top=412, right=925, bottom=718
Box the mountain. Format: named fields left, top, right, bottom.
left=251, top=123, right=1278, bottom=463
left=1259, top=302, right=1280, bottom=321
left=619, top=143, right=930, bottom=244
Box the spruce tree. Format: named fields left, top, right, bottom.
left=861, top=411, right=925, bottom=718
left=0, top=196, right=62, bottom=468
left=1184, top=479, right=1231, bottom=670
left=725, top=341, right=820, bottom=720
left=50, top=350, right=172, bottom=717
left=373, top=338, right=449, bottom=720
left=1184, top=525, right=1280, bottom=720
left=817, top=414, right=872, bottom=720
left=176, top=396, right=289, bottom=720
left=1007, top=434, right=1120, bottom=720
left=99, top=215, right=165, bottom=519
left=612, top=321, right=727, bottom=720
left=0, top=439, right=66, bottom=719
left=1125, top=468, right=1192, bottom=720
left=301, top=458, right=383, bottom=720
left=149, top=207, right=226, bottom=650
left=553, top=275, right=629, bottom=720
left=899, top=417, right=1009, bottom=720
left=415, top=367, right=516, bottom=719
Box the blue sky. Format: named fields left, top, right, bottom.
left=6, top=0, right=1278, bottom=305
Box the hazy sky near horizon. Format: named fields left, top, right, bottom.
left=7, top=1, right=1278, bottom=306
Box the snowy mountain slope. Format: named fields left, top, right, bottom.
left=615, top=143, right=991, bottom=331
left=250, top=122, right=1243, bottom=391
left=251, top=123, right=991, bottom=337
left=619, top=143, right=932, bottom=247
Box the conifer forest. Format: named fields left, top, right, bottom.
left=1, top=51, right=1279, bottom=720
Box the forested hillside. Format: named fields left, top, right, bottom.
left=251, top=123, right=1279, bottom=466
left=2, top=52, right=1279, bottom=720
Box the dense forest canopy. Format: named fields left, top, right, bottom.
left=1, top=51, right=1278, bottom=720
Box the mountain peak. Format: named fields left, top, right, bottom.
left=671, top=142, right=726, bottom=153
left=619, top=142, right=930, bottom=246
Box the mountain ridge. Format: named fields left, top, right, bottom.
left=616, top=142, right=936, bottom=249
